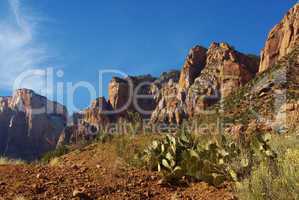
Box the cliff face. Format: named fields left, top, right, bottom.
left=178, top=46, right=207, bottom=91
left=186, top=42, right=259, bottom=116
left=108, top=77, right=131, bottom=112
left=83, top=97, right=114, bottom=125
left=151, top=42, right=259, bottom=124
left=0, top=97, right=13, bottom=154
left=259, top=3, right=299, bottom=73
left=0, top=89, right=67, bottom=160
left=221, top=46, right=299, bottom=136
left=108, top=75, right=157, bottom=118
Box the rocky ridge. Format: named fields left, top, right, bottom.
left=151, top=42, right=259, bottom=124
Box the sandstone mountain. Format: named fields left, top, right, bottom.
left=259, top=3, right=299, bottom=73
left=65, top=41, right=260, bottom=135
left=0, top=89, right=67, bottom=160
left=151, top=3, right=299, bottom=124
left=151, top=42, right=259, bottom=124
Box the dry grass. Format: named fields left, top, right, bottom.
left=237, top=134, right=299, bottom=200
left=49, top=157, right=61, bottom=167
left=0, top=157, right=25, bottom=165
left=14, top=196, right=27, bottom=200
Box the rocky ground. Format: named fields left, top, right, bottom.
left=0, top=143, right=235, bottom=200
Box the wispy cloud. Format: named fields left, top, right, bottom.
left=0, top=0, right=52, bottom=95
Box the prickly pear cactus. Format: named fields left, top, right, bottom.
left=143, top=132, right=277, bottom=186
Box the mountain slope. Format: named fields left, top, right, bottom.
left=202, top=46, right=299, bottom=134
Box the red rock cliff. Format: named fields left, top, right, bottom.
left=259, top=3, right=299, bottom=73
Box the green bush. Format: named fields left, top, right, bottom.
left=95, top=132, right=114, bottom=144
left=41, top=145, right=69, bottom=163
left=115, top=134, right=160, bottom=167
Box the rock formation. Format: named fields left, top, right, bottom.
left=178, top=46, right=207, bottom=91
left=83, top=97, right=114, bottom=125
left=151, top=42, right=259, bottom=123
left=108, top=75, right=157, bottom=118
left=259, top=3, right=299, bottom=73
left=109, top=77, right=131, bottom=112
left=0, top=89, right=67, bottom=160
left=153, top=70, right=180, bottom=89
left=151, top=78, right=184, bottom=124
left=61, top=97, right=114, bottom=144
left=186, top=42, right=259, bottom=116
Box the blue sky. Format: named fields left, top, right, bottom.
left=0, top=0, right=297, bottom=112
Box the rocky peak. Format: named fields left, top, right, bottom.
left=8, top=89, right=66, bottom=116
left=0, top=89, right=67, bottom=160
left=259, top=3, right=299, bottom=73
left=178, top=45, right=207, bottom=91
left=206, top=42, right=235, bottom=64
left=91, top=97, right=113, bottom=111
left=152, top=42, right=259, bottom=123
left=156, top=70, right=180, bottom=85
left=189, top=41, right=259, bottom=102
left=209, top=42, right=233, bottom=50
left=206, top=42, right=259, bottom=73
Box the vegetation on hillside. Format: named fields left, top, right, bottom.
left=0, top=157, right=26, bottom=165
left=41, top=145, right=69, bottom=164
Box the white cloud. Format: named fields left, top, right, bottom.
left=0, top=0, right=53, bottom=96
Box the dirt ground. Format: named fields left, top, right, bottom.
left=0, top=143, right=236, bottom=200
